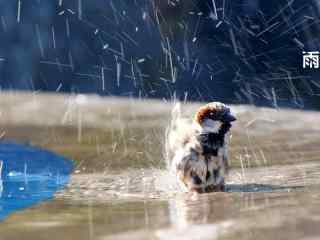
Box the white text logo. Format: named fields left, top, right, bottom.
left=303, top=51, right=319, bottom=69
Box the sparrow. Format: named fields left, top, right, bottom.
left=167, top=102, right=236, bottom=193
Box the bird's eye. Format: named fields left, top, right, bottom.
left=191, top=174, right=202, bottom=185
left=192, top=175, right=202, bottom=185
left=208, top=112, right=216, bottom=119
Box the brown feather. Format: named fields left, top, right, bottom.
left=194, top=102, right=229, bottom=124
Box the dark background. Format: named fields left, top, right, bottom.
left=0, top=0, right=320, bottom=108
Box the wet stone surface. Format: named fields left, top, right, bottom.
left=0, top=92, right=320, bottom=240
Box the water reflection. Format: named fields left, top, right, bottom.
left=0, top=142, right=73, bottom=220
left=169, top=184, right=305, bottom=225
left=226, top=183, right=304, bottom=192
left=168, top=193, right=233, bottom=228
left=159, top=187, right=306, bottom=240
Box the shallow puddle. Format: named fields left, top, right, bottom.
left=0, top=93, right=320, bottom=240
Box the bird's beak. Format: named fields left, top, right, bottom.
left=223, top=112, right=237, bottom=122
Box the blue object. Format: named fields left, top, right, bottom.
left=0, top=142, right=74, bottom=221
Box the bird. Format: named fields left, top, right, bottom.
left=166, top=102, right=236, bottom=193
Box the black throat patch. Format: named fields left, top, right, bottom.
left=196, top=123, right=232, bottom=156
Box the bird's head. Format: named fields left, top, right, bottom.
left=193, top=102, right=236, bottom=134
